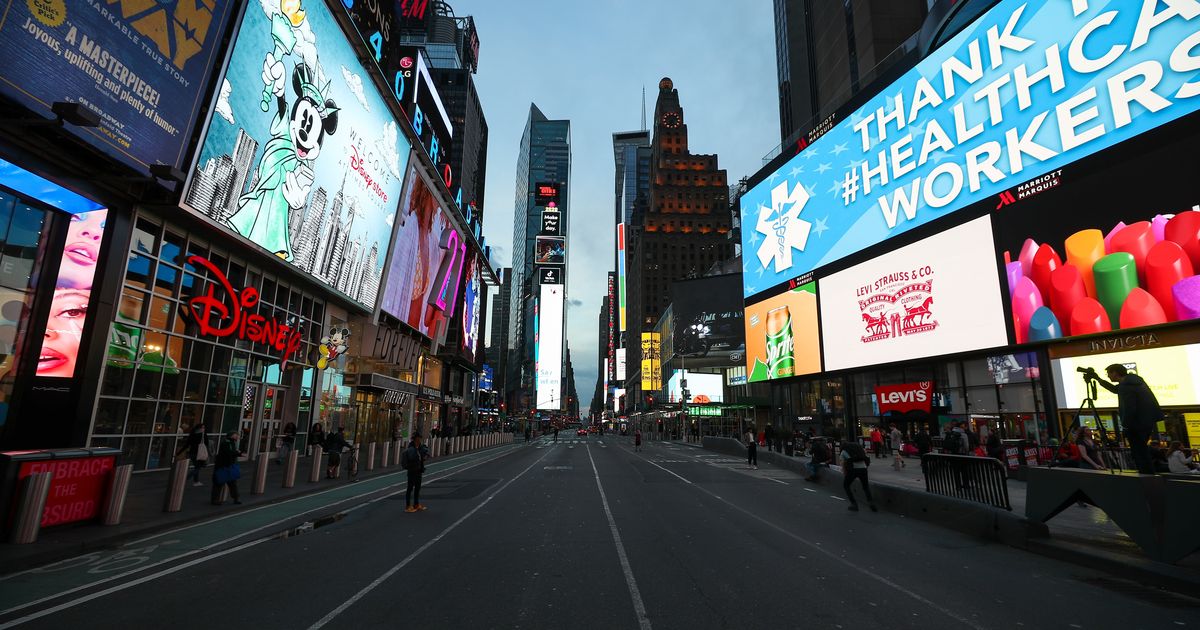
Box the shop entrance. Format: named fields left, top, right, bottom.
left=240, top=383, right=288, bottom=460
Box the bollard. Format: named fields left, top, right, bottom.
left=163, top=458, right=190, bottom=512
left=367, top=442, right=377, bottom=471
left=309, top=445, right=324, bottom=483
left=350, top=445, right=360, bottom=477
left=393, top=440, right=403, bottom=465
left=283, top=450, right=298, bottom=488
left=380, top=441, right=390, bottom=469
left=253, top=453, right=269, bottom=495
left=10, top=472, right=53, bottom=544
left=101, top=464, right=133, bottom=526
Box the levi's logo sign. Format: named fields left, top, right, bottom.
left=874, top=381, right=933, bottom=413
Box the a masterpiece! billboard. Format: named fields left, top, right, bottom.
left=745, top=282, right=821, bottom=382
left=740, top=0, right=1200, bottom=299
left=536, top=284, right=564, bottom=410
left=0, top=1, right=235, bottom=174
left=990, top=113, right=1200, bottom=343
left=671, top=274, right=744, bottom=361
left=183, top=0, right=411, bottom=309
left=820, top=216, right=1009, bottom=371
left=381, top=164, right=451, bottom=337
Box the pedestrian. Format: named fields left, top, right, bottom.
left=870, top=426, right=884, bottom=459
left=985, top=430, right=1005, bottom=463
left=524, top=426, right=531, bottom=443
left=764, top=424, right=776, bottom=452
left=1167, top=442, right=1200, bottom=473
left=914, top=424, right=932, bottom=477
left=309, top=422, right=326, bottom=456
left=1089, top=364, right=1162, bottom=474
left=839, top=440, right=877, bottom=512
left=276, top=421, right=297, bottom=465
left=745, top=427, right=758, bottom=469
left=210, top=430, right=243, bottom=505
left=634, top=428, right=643, bottom=452
left=176, top=422, right=209, bottom=486
left=805, top=437, right=830, bottom=481
left=401, top=434, right=431, bottom=512
left=889, top=423, right=905, bottom=470
left=554, top=426, right=559, bottom=442
left=324, top=427, right=351, bottom=479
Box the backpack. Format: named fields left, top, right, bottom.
left=946, top=431, right=967, bottom=455
left=402, top=446, right=423, bottom=472
left=843, top=442, right=869, bottom=464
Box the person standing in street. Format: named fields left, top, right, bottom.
left=839, top=440, right=877, bottom=512
left=524, top=426, right=531, bottom=443
left=870, top=426, right=884, bottom=459
left=401, top=434, right=430, bottom=512
left=745, top=427, right=758, bottom=469
left=634, top=428, right=643, bottom=452
left=889, top=423, right=905, bottom=470
left=554, top=426, right=559, bottom=443
left=211, top=430, right=243, bottom=506
left=276, top=421, right=297, bottom=465
left=1090, top=365, right=1162, bottom=474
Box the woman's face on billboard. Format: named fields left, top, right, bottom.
left=58, top=210, right=105, bottom=290
left=38, top=289, right=89, bottom=377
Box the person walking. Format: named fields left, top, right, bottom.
left=889, top=423, right=905, bottom=470
left=524, top=426, right=531, bottom=443
left=176, top=423, right=209, bottom=486
left=634, top=428, right=643, bottom=452
left=805, top=437, right=830, bottom=482
left=870, top=427, right=884, bottom=459
left=324, top=427, right=351, bottom=479
left=839, top=440, right=877, bottom=512
left=745, top=427, right=758, bottom=470
left=309, top=423, right=326, bottom=457
left=401, top=434, right=431, bottom=512
left=914, top=424, right=932, bottom=477
left=553, top=427, right=559, bottom=443
left=276, top=421, right=297, bottom=465
left=1090, top=364, right=1162, bottom=474
left=210, top=430, right=243, bottom=506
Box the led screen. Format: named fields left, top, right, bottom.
left=37, top=208, right=107, bottom=378
left=0, top=1, right=235, bottom=174
left=740, top=0, right=1200, bottom=299
left=667, top=371, right=723, bottom=404
left=536, top=284, right=564, bottom=410
left=535, top=236, right=565, bottom=265
left=819, top=216, right=1009, bottom=370
left=1054, top=345, right=1200, bottom=409
left=462, top=254, right=481, bottom=354
left=380, top=164, right=452, bottom=337
left=671, top=274, right=744, bottom=361
left=745, top=282, right=821, bottom=382
left=183, top=0, right=411, bottom=308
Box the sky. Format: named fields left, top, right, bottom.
left=465, top=0, right=780, bottom=411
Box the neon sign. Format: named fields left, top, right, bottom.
left=429, top=228, right=467, bottom=312
left=186, top=256, right=304, bottom=367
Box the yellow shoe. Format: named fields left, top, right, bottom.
left=405, top=506, right=417, bottom=513
left=416, top=504, right=428, bottom=511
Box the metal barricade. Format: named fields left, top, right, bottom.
left=921, top=453, right=1012, bottom=511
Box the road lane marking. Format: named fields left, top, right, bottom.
left=644, top=464, right=987, bottom=630
left=306, top=447, right=556, bottom=630
left=586, top=445, right=652, bottom=630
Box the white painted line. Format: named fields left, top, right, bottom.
left=587, top=445, right=652, bottom=630
left=765, top=477, right=789, bottom=485
left=829, top=496, right=846, bottom=501
left=803, top=488, right=818, bottom=493
left=307, top=447, right=556, bottom=630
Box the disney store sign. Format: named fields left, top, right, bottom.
left=185, top=256, right=304, bottom=367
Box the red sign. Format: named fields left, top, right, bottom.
left=18, top=456, right=115, bottom=527
left=185, top=256, right=304, bottom=368
left=874, top=381, right=933, bottom=414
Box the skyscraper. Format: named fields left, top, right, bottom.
left=506, top=104, right=570, bottom=415
left=486, top=267, right=512, bottom=403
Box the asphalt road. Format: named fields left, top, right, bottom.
left=1, top=437, right=1194, bottom=629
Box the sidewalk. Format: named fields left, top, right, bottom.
left=0, top=438, right=515, bottom=574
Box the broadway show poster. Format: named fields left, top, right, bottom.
left=819, top=216, right=1009, bottom=371
left=182, top=0, right=411, bottom=309
left=991, top=115, right=1200, bottom=344
left=744, top=281, right=820, bottom=383
left=380, top=164, right=449, bottom=338
left=0, top=1, right=234, bottom=174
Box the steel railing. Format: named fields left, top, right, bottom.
left=921, top=454, right=1012, bottom=511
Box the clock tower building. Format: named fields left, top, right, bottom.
left=624, top=78, right=732, bottom=401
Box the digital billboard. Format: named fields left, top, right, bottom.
left=667, top=371, right=723, bottom=404
left=538, top=267, right=562, bottom=285
left=745, top=282, right=821, bottom=382
left=535, top=236, right=565, bottom=265
left=1054, top=345, right=1200, bottom=409
left=819, top=216, right=1009, bottom=371
left=541, top=209, right=561, bottom=236
left=640, top=333, right=661, bottom=391
left=0, top=1, right=235, bottom=174
left=462, top=254, right=481, bottom=355
left=536, top=284, right=564, bottom=410
left=671, top=274, right=744, bottom=361
left=381, top=164, right=453, bottom=338
left=617, top=223, right=628, bottom=332
left=37, top=208, right=108, bottom=378
left=535, top=182, right=561, bottom=207
left=183, top=0, right=411, bottom=309
left=615, top=348, right=627, bottom=381
left=990, top=114, right=1200, bottom=343
left=740, top=0, right=1200, bottom=299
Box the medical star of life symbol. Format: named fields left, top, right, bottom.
left=755, top=180, right=811, bottom=272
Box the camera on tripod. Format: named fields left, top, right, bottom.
left=1076, top=366, right=1098, bottom=380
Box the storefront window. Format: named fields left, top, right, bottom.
left=0, top=192, right=50, bottom=430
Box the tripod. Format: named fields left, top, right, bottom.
left=1065, top=376, right=1122, bottom=474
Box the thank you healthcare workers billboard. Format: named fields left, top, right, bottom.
left=741, top=0, right=1200, bottom=299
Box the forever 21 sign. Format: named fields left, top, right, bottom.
left=185, top=256, right=304, bottom=367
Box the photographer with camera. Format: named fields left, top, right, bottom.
left=1081, top=365, right=1162, bottom=474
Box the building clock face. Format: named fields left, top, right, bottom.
left=662, top=111, right=681, bottom=129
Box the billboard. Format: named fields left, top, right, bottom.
left=536, top=284, right=565, bottom=410
left=541, top=209, right=562, bottom=236
left=745, top=282, right=821, bottom=382
left=990, top=115, right=1200, bottom=343
left=183, top=1, right=411, bottom=309
left=37, top=208, right=108, bottom=378
left=617, top=223, right=628, bottom=332
left=462, top=254, right=481, bottom=354
left=667, top=371, right=723, bottom=404
left=538, top=267, right=562, bottom=285
left=0, top=1, right=235, bottom=174
left=740, top=0, right=1200, bottom=299
left=535, top=182, right=561, bottom=206
left=671, top=274, right=744, bottom=361
left=819, top=216, right=1009, bottom=371
left=607, top=272, right=616, bottom=382
left=640, top=333, right=661, bottom=391
left=535, top=236, right=565, bottom=265
left=1053, top=345, right=1200, bottom=409
left=615, top=347, right=627, bottom=381
left=875, top=382, right=934, bottom=414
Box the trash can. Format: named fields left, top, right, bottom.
left=0, top=447, right=121, bottom=536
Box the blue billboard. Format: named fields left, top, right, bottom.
left=0, top=1, right=235, bottom=174
left=741, top=0, right=1200, bottom=298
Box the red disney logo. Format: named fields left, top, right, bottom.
left=186, top=256, right=304, bottom=368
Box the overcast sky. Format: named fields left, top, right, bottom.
left=467, top=0, right=779, bottom=409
